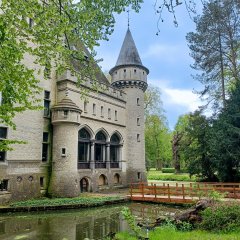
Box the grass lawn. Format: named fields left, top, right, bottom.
left=147, top=169, right=196, bottom=182
left=116, top=227, right=240, bottom=240
left=10, top=194, right=122, bottom=208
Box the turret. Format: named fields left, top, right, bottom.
left=109, top=28, right=149, bottom=183
left=49, top=96, right=82, bottom=197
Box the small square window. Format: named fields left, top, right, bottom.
left=137, top=118, right=140, bottom=126
left=43, top=132, right=49, bottom=142
left=137, top=134, right=140, bottom=142
left=137, top=98, right=140, bottom=106
left=137, top=172, right=141, bottom=180
left=62, top=148, right=66, bottom=156
left=44, top=91, right=50, bottom=100
left=93, top=103, right=96, bottom=115
left=64, top=110, right=68, bottom=118
left=0, top=127, right=7, bottom=139
left=84, top=101, right=88, bottom=113
left=40, top=177, right=44, bottom=188
left=0, top=179, right=8, bottom=191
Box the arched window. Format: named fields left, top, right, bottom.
left=110, top=134, right=121, bottom=168
left=78, top=128, right=91, bottom=169
left=95, top=131, right=107, bottom=168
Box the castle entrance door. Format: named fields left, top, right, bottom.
left=80, top=178, right=89, bottom=192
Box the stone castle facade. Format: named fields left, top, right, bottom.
left=0, top=28, right=148, bottom=203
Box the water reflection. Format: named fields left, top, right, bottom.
left=0, top=203, right=182, bottom=240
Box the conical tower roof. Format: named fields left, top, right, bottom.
left=109, top=29, right=149, bottom=74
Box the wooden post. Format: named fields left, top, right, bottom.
left=234, top=186, right=236, bottom=199
left=190, top=183, right=192, bottom=198
left=176, top=183, right=178, bottom=196
left=167, top=184, right=170, bottom=202
left=130, top=183, right=133, bottom=198
left=182, top=184, right=185, bottom=202
left=141, top=182, right=144, bottom=199
left=163, top=183, right=165, bottom=196
left=154, top=184, right=157, bottom=201
left=198, top=183, right=200, bottom=200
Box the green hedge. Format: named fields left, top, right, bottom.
left=147, top=173, right=196, bottom=182
left=162, top=168, right=188, bottom=173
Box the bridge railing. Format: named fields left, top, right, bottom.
left=129, top=182, right=240, bottom=203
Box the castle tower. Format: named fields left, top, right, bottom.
left=49, top=96, right=82, bottom=197
left=109, top=28, right=149, bottom=183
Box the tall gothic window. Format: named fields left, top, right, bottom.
left=95, top=131, right=106, bottom=162
left=110, top=134, right=120, bottom=163
left=78, top=128, right=91, bottom=163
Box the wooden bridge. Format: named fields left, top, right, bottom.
left=129, top=182, right=240, bottom=204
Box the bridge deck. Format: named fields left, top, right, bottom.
left=129, top=182, right=240, bottom=204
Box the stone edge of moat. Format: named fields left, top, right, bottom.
left=0, top=197, right=130, bottom=213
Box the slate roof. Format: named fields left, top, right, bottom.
left=109, top=29, right=149, bottom=74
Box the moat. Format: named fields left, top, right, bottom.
left=0, top=203, right=183, bottom=240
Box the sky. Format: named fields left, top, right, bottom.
left=95, top=1, right=204, bottom=130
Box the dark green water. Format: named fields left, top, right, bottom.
left=0, top=203, right=182, bottom=240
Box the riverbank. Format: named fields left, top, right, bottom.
left=0, top=193, right=129, bottom=213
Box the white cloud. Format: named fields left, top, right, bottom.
left=148, top=78, right=202, bottom=112
left=163, top=88, right=201, bottom=112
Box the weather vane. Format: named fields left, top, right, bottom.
left=127, top=9, right=130, bottom=29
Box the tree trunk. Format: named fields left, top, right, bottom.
left=156, top=159, right=162, bottom=171
left=172, top=132, right=182, bottom=174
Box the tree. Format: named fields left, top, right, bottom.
left=144, top=85, right=172, bottom=170
left=144, top=84, right=164, bottom=117
left=186, top=0, right=240, bottom=110
left=145, top=115, right=172, bottom=170
left=172, top=114, right=190, bottom=173
left=210, top=82, right=240, bottom=182
left=0, top=0, right=143, bottom=150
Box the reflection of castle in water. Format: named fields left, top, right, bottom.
left=0, top=205, right=129, bottom=240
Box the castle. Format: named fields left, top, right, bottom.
left=0, top=28, right=148, bottom=203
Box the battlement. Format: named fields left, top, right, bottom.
left=58, top=70, right=126, bottom=101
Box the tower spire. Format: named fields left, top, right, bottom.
left=127, top=10, right=130, bottom=29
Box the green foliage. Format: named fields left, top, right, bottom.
left=208, top=83, right=240, bottom=182
left=186, top=0, right=240, bottom=108
left=147, top=170, right=195, bottom=182
left=0, top=0, right=143, bottom=130
left=184, top=112, right=217, bottom=181
left=200, top=202, right=240, bottom=232
left=162, top=168, right=175, bottom=173
left=10, top=195, right=121, bottom=207
left=162, top=168, right=188, bottom=173
left=145, top=85, right=172, bottom=170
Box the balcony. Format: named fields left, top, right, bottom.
left=78, top=161, right=120, bottom=169
left=95, top=162, right=106, bottom=169
left=110, top=162, right=119, bottom=168
left=78, top=162, right=90, bottom=169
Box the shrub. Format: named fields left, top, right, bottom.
left=162, top=168, right=188, bottom=173
left=200, top=202, right=240, bottom=232
left=162, top=168, right=175, bottom=173
left=148, top=173, right=195, bottom=182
